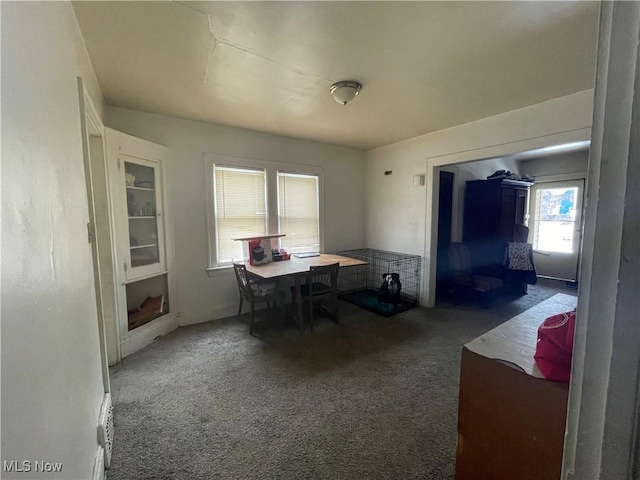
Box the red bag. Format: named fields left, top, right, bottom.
left=534, top=309, right=576, bottom=382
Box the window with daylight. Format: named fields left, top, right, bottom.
left=214, top=166, right=266, bottom=265
left=205, top=153, right=324, bottom=271
left=532, top=186, right=579, bottom=253
left=278, top=172, right=320, bottom=253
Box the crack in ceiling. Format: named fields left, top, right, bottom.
left=75, top=1, right=599, bottom=150
left=214, top=37, right=335, bottom=85
left=175, top=0, right=333, bottom=86
left=203, top=14, right=218, bottom=84
left=174, top=1, right=218, bottom=85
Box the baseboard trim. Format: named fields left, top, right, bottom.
left=91, top=446, right=105, bottom=480
left=177, top=298, right=284, bottom=326
left=178, top=304, right=240, bottom=327
left=120, top=313, right=178, bottom=358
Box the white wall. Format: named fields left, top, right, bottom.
left=519, top=149, right=589, bottom=179
left=1, top=2, right=106, bottom=479
left=104, top=107, right=366, bottom=326
left=365, top=90, right=594, bottom=304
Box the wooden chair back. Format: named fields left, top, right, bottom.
left=306, top=263, right=340, bottom=296
left=233, top=262, right=253, bottom=298
left=448, top=242, right=473, bottom=276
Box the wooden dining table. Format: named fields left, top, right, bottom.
left=244, top=253, right=367, bottom=330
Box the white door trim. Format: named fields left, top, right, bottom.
left=533, top=172, right=588, bottom=183
left=562, top=2, right=640, bottom=478
left=77, top=77, right=113, bottom=390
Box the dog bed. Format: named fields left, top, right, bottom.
left=340, top=289, right=416, bottom=318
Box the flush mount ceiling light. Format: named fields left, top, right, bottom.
left=330, top=81, right=362, bottom=105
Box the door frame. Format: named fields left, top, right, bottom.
left=528, top=175, right=586, bottom=282
left=78, top=78, right=121, bottom=373
left=423, top=129, right=591, bottom=307
left=562, top=2, right=640, bottom=478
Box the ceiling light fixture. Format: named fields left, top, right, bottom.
left=330, top=81, right=362, bottom=105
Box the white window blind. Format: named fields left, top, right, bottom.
left=214, top=166, right=266, bottom=264
left=278, top=172, right=319, bottom=253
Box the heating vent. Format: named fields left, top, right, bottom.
left=97, top=393, right=114, bottom=469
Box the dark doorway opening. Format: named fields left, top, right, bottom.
left=436, top=171, right=454, bottom=300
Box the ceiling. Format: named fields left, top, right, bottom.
left=73, top=1, right=599, bottom=151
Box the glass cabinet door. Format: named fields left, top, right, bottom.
left=121, top=155, right=165, bottom=280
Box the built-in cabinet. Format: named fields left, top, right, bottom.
left=106, top=128, right=177, bottom=358
left=121, top=156, right=166, bottom=280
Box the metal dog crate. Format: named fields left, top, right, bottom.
left=336, top=248, right=421, bottom=305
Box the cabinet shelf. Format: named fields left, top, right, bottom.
left=128, top=216, right=156, bottom=219
left=130, top=243, right=158, bottom=250
left=124, top=270, right=169, bottom=285
left=126, top=186, right=154, bottom=191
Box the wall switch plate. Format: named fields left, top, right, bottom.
left=413, top=174, right=425, bottom=187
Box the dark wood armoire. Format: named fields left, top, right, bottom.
left=462, top=178, right=533, bottom=278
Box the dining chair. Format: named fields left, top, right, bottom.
left=298, top=262, right=340, bottom=333
left=447, top=243, right=503, bottom=308
left=232, top=262, right=285, bottom=335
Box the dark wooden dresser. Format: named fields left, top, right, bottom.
left=462, top=178, right=533, bottom=278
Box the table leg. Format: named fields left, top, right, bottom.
left=294, top=275, right=304, bottom=331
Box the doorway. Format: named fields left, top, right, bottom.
left=529, top=179, right=584, bottom=282
left=78, top=78, right=120, bottom=370
left=436, top=170, right=454, bottom=299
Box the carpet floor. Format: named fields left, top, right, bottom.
left=107, top=279, right=576, bottom=480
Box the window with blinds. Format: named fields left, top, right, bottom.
left=278, top=172, right=319, bottom=253
left=214, top=166, right=266, bottom=264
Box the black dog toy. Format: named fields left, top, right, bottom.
left=379, top=273, right=402, bottom=306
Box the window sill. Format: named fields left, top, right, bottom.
left=206, top=265, right=233, bottom=278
